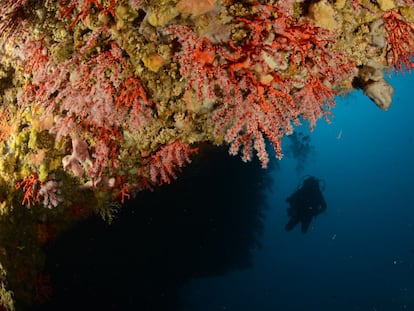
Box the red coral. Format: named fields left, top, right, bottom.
left=15, top=173, right=40, bottom=207
left=116, top=76, right=153, bottom=130
left=16, top=173, right=64, bottom=208
left=164, top=25, right=224, bottom=101
left=212, top=72, right=297, bottom=167
left=113, top=177, right=131, bottom=204
left=383, top=11, right=414, bottom=73
left=293, top=76, right=336, bottom=130
left=167, top=4, right=354, bottom=167
left=59, top=0, right=116, bottom=29
left=88, top=128, right=120, bottom=178
left=235, top=5, right=354, bottom=85
left=19, top=36, right=153, bottom=181
left=138, top=141, right=198, bottom=186
left=0, top=0, right=28, bottom=41
left=0, top=0, right=27, bottom=13
left=51, top=41, right=150, bottom=133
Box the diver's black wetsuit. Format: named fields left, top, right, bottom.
left=285, top=177, right=327, bottom=233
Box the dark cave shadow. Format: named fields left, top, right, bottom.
left=35, top=145, right=274, bottom=311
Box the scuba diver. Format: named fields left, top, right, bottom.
left=285, top=176, right=327, bottom=233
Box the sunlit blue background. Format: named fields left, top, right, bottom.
left=181, top=73, right=414, bottom=311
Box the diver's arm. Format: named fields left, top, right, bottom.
left=319, top=196, right=327, bottom=213
left=312, top=192, right=327, bottom=215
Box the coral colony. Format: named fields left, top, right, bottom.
left=0, top=0, right=413, bottom=308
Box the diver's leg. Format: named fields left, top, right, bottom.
left=301, top=217, right=312, bottom=233
left=285, top=217, right=300, bottom=231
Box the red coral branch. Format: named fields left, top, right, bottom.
left=0, top=0, right=28, bottom=42
left=384, top=11, right=414, bottom=73
left=116, top=76, right=153, bottom=130
left=212, top=72, right=297, bottom=167
left=138, top=141, right=198, bottom=186
left=15, top=173, right=40, bottom=207
left=59, top=0, right=116, bottom=29
left=164, top=25, right=223, bottom=101
left=293, top=76, right=336, bottom=130
left=113, top=179, right=131, bottom=204
left=89, top=127, right=120, bottom=178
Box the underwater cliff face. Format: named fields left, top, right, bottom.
left=0, top=0, right=413, bottom=309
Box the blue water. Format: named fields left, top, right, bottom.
left=181, top=73, right=414, bottom=311
left=40, top=73, right=414, bottom=311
